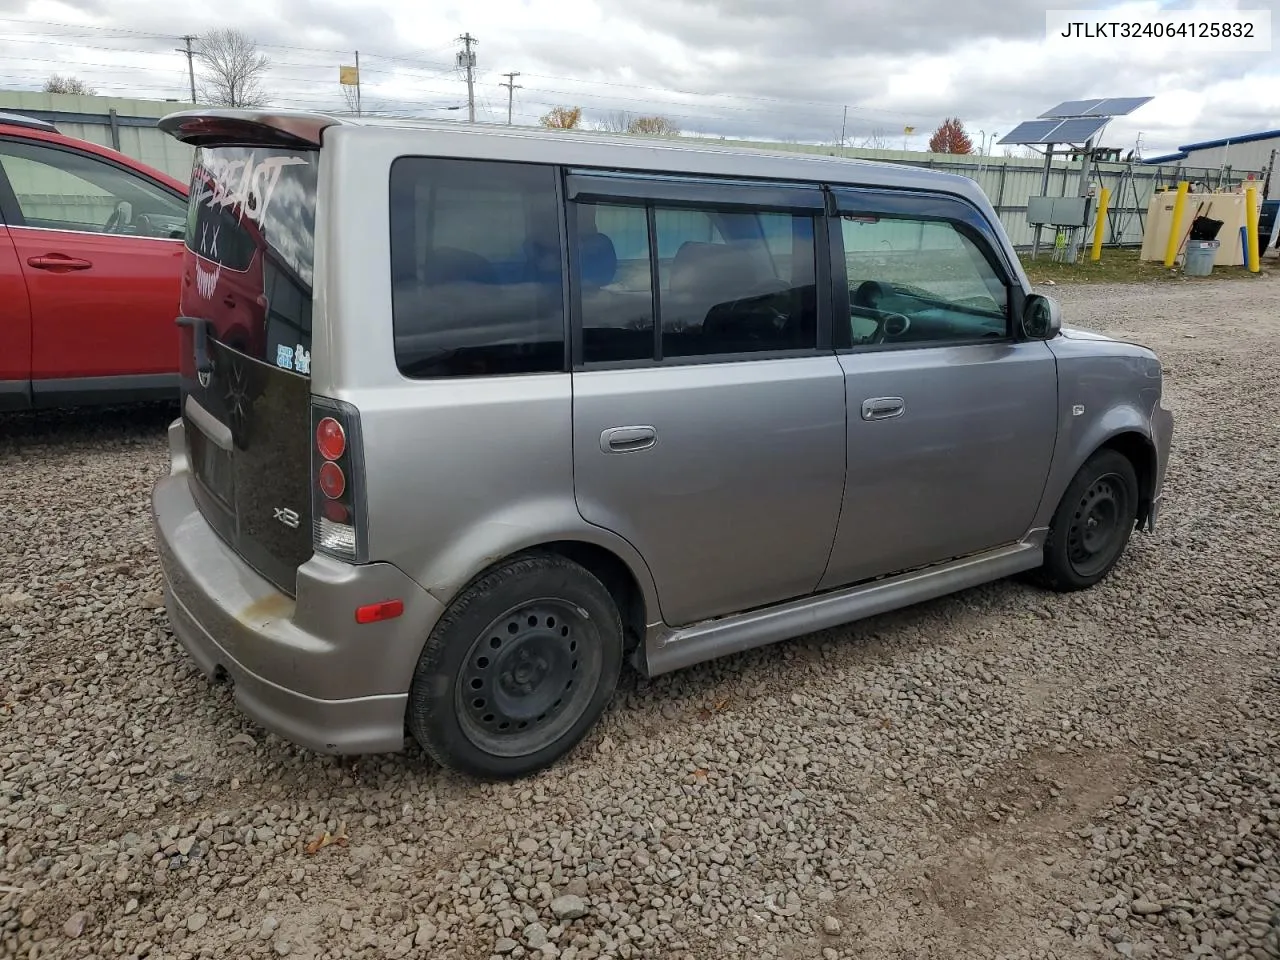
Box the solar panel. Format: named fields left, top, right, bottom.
left=999, top=116, right=1110, bottom=145
left=999, top=120, right=1065, bottom=145
left=1039, top=99, right=1104, bottom=119
left=1049, top=117, right=1110, bottom=143
left=1088, top=96, right=1152, bottom=117
left=1039, top=96, right=1152, bottom=118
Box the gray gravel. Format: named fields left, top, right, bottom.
left=2, top=274, right=1279, bottom=960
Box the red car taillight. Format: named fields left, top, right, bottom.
left=311, top=399, right=366, bottom=563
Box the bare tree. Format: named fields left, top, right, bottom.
left=43, top=75, right=96, bottom=95
left=196, top=29, right=270, bottom=108
left=859, top=128, right=889, bottom=149
left=595, top=110, right=633, bottom=133
left=627, top=115, right=678, bottom=137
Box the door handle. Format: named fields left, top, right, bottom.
left=27, top=254, right=92, bottom=271
left=600, top=425, right=657, bottom=453
left=861, top=397, right=905, bottom=421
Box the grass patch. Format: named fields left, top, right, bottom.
left=1018, top=247, right=1266, bottom=285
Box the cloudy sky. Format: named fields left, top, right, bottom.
left=0, top=0, right=1276, bottom=156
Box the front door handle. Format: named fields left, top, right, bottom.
left=861, top=397, right=905, bottom=421
left=27, top=254, right=92, bottom=271
left=600, top=425, right=657, bottom=453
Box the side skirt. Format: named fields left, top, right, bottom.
left=642, top=539, right=1044, bottom=677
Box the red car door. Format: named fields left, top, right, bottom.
left=0, top=137, right=186, bottom=388
left=0, top=223, right=33, bottom=405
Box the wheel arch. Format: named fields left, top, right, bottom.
left=1096, top=430, right=1157, bottom=527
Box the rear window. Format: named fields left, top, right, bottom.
left=389, top=158, right=565, bottom=378
left=183, top=147, right=318, bottom=370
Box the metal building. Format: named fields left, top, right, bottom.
left=1145, top=129, right=1280, bottom=199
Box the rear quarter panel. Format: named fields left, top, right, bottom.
left=1033, top=335, right=1164, bottom=529
left=309, top=127, right=662, bottom=623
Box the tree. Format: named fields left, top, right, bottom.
left=540, top=106, right=582, bottom=129
left=928, top=117, right=974, bottom=154
left=626, top=115, right=678, bottom=136
left=859, top=128, right=889, bottom=149
left=43, top=75, right=96, bottom=96
left=595, top=110, right=633, bottom=133
left=196, top=29, right=270, bottom=108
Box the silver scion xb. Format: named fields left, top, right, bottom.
left=151, top=109, right=1174, bottom=779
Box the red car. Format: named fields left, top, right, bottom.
left=0, top=110, right=189, bottom=410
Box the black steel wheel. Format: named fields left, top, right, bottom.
left=407, top=553, right=623, bottom=780
left=1038, top=449, right=1140, bottom=591
left=456, top=599, right=602, bottom=758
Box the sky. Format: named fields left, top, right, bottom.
left=0, top=0, right=1276, bottom=157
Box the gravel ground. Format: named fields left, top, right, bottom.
left=2, top=275, right=1278, bottom=960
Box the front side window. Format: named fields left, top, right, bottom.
left=0, top=139, right=185, bottom=237
left=840, top=215, right=1008, bottom=346
left=390, top=158, right=565, bottom=378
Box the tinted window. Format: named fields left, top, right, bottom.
left=840, top=215, right=1008, bottom=346
left=181, top=146, right=318, bottom=368
left=575, top=203, right=655, bottom=363
left=656, top=208, right=817, bottom=357
left=390, top=159, right=565, bottom=378
left=0, top=139, right=185, bottom=237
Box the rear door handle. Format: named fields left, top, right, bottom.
left=861, top=397, right=905, bottom=421
left=600, top=425, right=657, bottom=453
left=27, top=254, right=92, bottom=271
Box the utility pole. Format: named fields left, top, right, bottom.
left=176, top=35, right=197, bottom=104
left=355, top=50, right=362, bottom=116
left=839, top=105, right=847, bottom=153
left=456, top=33, right=478, bottom=123
left=500, top=71, right=522, bottom=125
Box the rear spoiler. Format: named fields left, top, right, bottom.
left=158, top=109, right=344, bottom=149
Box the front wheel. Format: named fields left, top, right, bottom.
left=1038, top=449, right=1140, bottom=591
left=407, top=553, right=623, bottom=780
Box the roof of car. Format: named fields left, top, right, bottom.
left=158, top=108, right=989, bottom=205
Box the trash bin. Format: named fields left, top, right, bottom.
left=1184, top=239, right=1219, bottom=276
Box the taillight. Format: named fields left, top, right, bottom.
left=316, top=417, right=346, bottom=460
left=311, top=399, right=366, bottom=563
left=318, top=460, right=345, bottom=499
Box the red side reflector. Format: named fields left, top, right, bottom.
left=355, top=599, right=404, bottom=624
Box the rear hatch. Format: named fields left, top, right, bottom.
left=176, top=143, right=319, bottom=595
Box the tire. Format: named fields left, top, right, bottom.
left=1037, top=449, right=1140, bottom=592
left=407, top=552, right=623, bottom=780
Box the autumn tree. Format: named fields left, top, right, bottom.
left=928, top=117, right=973, bottom=154
left=627, top=115, right=678, bottom=136
left=196, top=29, right=270, bottom=108
left=43, top=75, right=96, bottom=95
left=540, top=106, right=583, bottom=129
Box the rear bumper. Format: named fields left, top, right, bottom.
left=151, top=418, right=444, bottom=755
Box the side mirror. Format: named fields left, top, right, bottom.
left=1021, top=293, right=1062, bottom=340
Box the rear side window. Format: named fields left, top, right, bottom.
left=389, top=159, right=565, bottom=378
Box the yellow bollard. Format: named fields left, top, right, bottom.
left=1090, top=187, right=1112, bottom=262
left=1246, top=186, right=1261, bottom=273
left=1163, top=181, right=1189, bottom=268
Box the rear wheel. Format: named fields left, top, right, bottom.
left=407, top=553, right=623, bottom=779
left=1038, top=449, right=1139, bottom=591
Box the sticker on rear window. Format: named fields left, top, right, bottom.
left=275, top=344, right=294, bottom=370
